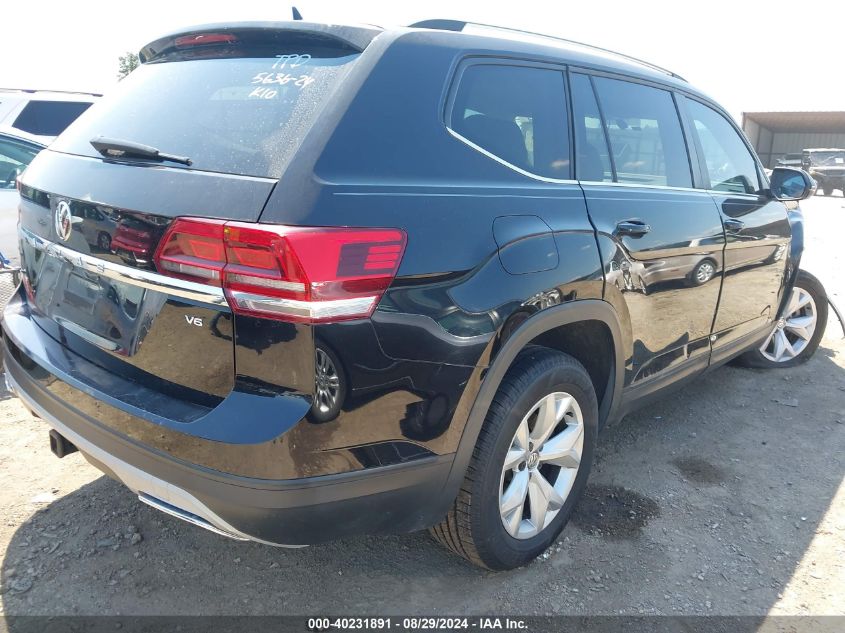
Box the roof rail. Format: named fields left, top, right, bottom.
left=0, top=87, right=103, bottom=97
left=409, top=19, right=686, bottom=82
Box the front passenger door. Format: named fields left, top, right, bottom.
left=680, top=97, right=791, bottom=359
left=571, top=74, right=725, bottom=390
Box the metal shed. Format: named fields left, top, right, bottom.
left=742, top=111, right=845, bottom=168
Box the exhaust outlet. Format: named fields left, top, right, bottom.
left=49, top=429, right=78, bottom=459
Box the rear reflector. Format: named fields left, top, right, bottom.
left=154, top=219, right=406, bottom=323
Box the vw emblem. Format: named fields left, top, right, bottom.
left=55, top=201, right=73, bottom=242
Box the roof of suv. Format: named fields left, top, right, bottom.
left=141, top=20, right=696, bottom=97
left=410, top=20, right=687, bottom=81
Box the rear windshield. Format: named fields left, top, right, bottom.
left=14, top=100, right=92, bottom=136
left=52, top=46, right=359, bottom=178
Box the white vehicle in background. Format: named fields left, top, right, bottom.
left=0, top=130, right=45, bottom=267
left=0, top=89, right=98, bottom=269
left=0, top=88, right=100, bottom=145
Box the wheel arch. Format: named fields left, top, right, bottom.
left=440, top=299, right=626, bottom=503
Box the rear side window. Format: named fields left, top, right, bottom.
left=570, top=74, right=613, bottom=182
left=52, top=44, right=359, bottom=178
left=449, top=64, right=570, bottom=179
left=13, top=101, right=92, bottom=136
left=592, top=77, right=691, bottom=188
left=686, top=100, right=760, bottom=194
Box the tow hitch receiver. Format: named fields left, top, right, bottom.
left=49, top=429, right=78, bottom=459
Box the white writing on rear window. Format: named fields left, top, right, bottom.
left=245, top=54, right=317, bottom=99
left=251, top=72, right=315, bottom=88
left=272, top=53, right=311, bottom=69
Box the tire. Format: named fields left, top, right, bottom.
left=690, top=259, right=716, bottom=286
left=735, top=269, right=827, bottom=369
left=430, top=347, right=598, bottom=570
left=822, top=186, right=833, bottom=196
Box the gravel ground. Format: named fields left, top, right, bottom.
left=0, top=194, right=843, bottom=617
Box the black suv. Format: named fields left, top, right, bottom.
left=803, top=148, right=845, bottom=196
left=1, top=20, right=827, bottom=570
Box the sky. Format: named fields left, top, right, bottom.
left=2, top=0, right=843, bottom=122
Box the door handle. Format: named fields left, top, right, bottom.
left=724, top=218, right=745, bottom=232
left=615, top=220, right=651, bottom=237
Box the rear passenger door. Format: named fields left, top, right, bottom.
left=570, top=73, right=725, bottom=390
left=678, top=96, right=791, bottom=360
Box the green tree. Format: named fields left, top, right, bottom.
left=117, top=52, right=140, bottom=80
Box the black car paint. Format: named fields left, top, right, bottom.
left=1, top=22, right=800, bottom=545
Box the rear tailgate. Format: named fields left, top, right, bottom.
left=15, top=23, right=373, bottom=408
left=16, top=155, right=272, bottom=405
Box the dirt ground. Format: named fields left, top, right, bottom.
left=0, top=194, right=843, bottom=617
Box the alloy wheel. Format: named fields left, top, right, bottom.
left=499, top=392, right=584, bottom=539
left=696, top=261, right=715, bottom=283
left=314, top=348, right=341, bottom=413
left=759, top=286, right=818, bottom=362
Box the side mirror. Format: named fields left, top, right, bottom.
left=769, top=167, right=815, bottom=201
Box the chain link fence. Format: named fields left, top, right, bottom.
left=0, top=269, right=20, bottom=311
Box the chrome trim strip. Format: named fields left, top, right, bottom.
left=5, top=369, right=300, bottom=547
left=229, top=290, right=376, bottom=320
left=20, top=227, right=228, bottom=306
left=138, top=493, right=249, bottom=542
left=444, top=128, right=742, bottom=195
left=578, top=180, right=713, bottom=194
left=445, top=127, right=578, bottom=185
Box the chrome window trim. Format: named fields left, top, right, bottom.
left=20, top=227, right=228, bottom=307
left=703, top=189, right=762, bottom=198
left=445, top=127, right=578, bottom=185
left=576, top=180, right=713, bottom=194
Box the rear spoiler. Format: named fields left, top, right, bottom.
left=140, top=21, right=382, bottom=63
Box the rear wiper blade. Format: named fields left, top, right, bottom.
left=90, top=136, right=192, bottom=166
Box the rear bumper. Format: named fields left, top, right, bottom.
left=1, top=295, right=455, bottom=545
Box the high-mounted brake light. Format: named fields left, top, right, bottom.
left=174, top=33, right=238, bottom=48
left=154, top=219, right=407, bottom=323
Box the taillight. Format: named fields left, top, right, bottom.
left=155, top=218, right=226, bottom=285
left=154, top=218, right=406, bottom=323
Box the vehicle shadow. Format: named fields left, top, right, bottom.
left=2, top=338, right=844, bottom=617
